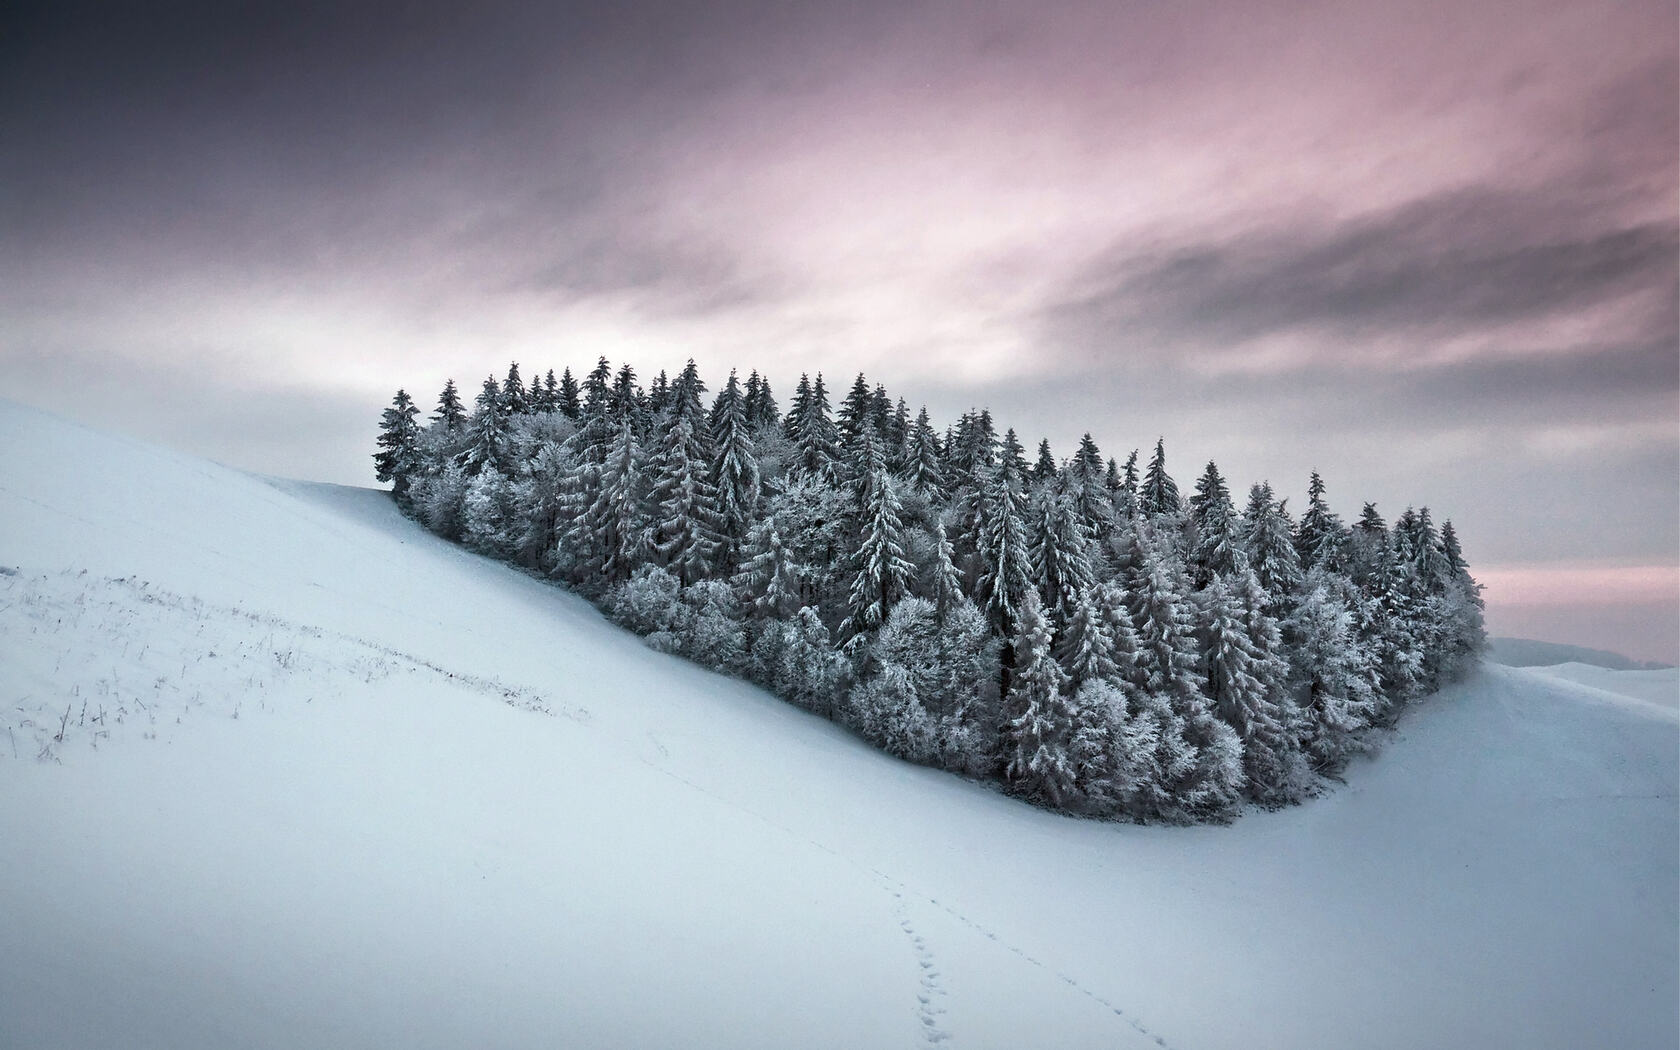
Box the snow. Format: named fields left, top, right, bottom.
left=2, top=398, right=1675, bottom=1050
left=1523, top=662, right=1679, bottom=713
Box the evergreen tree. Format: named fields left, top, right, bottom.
left=1055, top=588, right=1119, bottom=691
left=734, top=516, right=803, bottom=619
left=433, top=378, right=467, bottom=430
left=571, top=417, right=648, bottom=585
left=789, top=373, right=841, bottom=482
left=557, top=366, right=581, bottom=419
left=837, top=372, right=875, bottom=457
left=1117, top=450, right=1140, bottom=519
left=1029, top=490, right=1097, bottom=627
left=459, top=376, right=508, bottom=476
left=612, top=363, right=644, bottom=428
left=502, top=362, right=528, bottom=415
left=1199, top=571, right=1304, bottom=803
left=744, top=370, right=780, bottom=428
left=1295, top=471, right=1347, bottom=570
left=904, top=407, right=946, bottom=497
left=1188, top=460, right=1243, bottom=588
left=540, top=369, right=560, bottom=413
left=974, top=464, right=1034, bottom=640
left=1241, top=482, right=1303, bottom=617
left=1141, top=438, right=1180, bottom=516
left=1001, top=593, right=1078, bottom=807
left=1032, top=439, right=1058, bottom=485
left=1287, top=579, right=1380, bottom=774
left=647, top=362, right=721, bottom=585
left=840, top=473, right=914, bottom=639
left=710, top=370, right=761, bottom=570
left=374, top=389, right=423, bottom=500
left=999, top=428, right=1029, bottom=482
left=927, top=520, right=966, bottom=620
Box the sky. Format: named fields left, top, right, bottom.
left=2, top=0, right=1676, bottom=662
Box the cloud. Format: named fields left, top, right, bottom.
left=1041, top=182, right=1677, bottom=363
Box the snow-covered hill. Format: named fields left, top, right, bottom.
left=2, top=399, right=1675, bottom=1050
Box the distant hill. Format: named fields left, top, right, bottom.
left=1487, top=636, right=1675, bottom=671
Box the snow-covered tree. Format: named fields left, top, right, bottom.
left=1241, top=482, right=1303, bottom=617
left=1287, top=578, right=1380, bottom=774
left=841, top=473, right=914, bottom=639
left=710, top=370, right=761, bottom=571
left=1001, top=593, right=1079, bottom=807
left=1199, top=570, right=1306, bottom=803
left=432, top=378, right=466, bottom=430
left=1140, top=438, right=1180, bottom=517
left=733, top=515, right=803, bottom=619
left=373, top=389, right=422, bottom=500
left=1188, top=460, right=1243, bottom=588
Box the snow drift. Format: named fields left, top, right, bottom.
left=2, top=399, right=1675, bottom=1050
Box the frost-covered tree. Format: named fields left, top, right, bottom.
left=1001, top=593, right=1078, bottom=807
left=710, top=370, right=761, bottom=570
left=570, top=417, right=647, bottom=585
left=433, top=378, right=466, bottom=430
left=1199, top=571, right=1305, bottom=803
left=733, top=515, right=803, bottom=619
left=557, top=367, right=581, bottom=419
left=1188, top=460, right=1243, bottom=588
left=974, top=464, right=1034, bottom=641
left=1295, top=471, right=1347, bottom=570
left=647, top=362, right=721, bottom=585
left=1055, top=588, right=1118, bottom=691
left=502, top=362, right=528, bottom=415
left=1241, top=482, right=1303, bottom=617
left=459, top=376, right=509, bottom=476
left=750, top=606, right=846, bottom=716
left=1287, top=577, right=1380, bottom=774
left=1141, top=438, right=1180, bottom=517
left=904, top=407, right=945, bottom=497
left=1029, top=489, right=1096, bottom=627
left=374, top=389, right=422, bottom=500
left=841, top=473, right=914, bottom=639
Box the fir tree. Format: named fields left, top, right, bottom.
left=645, top=362, right=719, bottom=582
left=1032, top=439, right=1058, bottom=485
left=710, top=370, right=761, bottom=570
left=905, top=407, right=946, bottom=497
left=1241, top=482, right=1303, bottom=617
left=433, top=378, right=467, bottom=430
left=572, top=417, right=647, bottom=585
left=974, top=464, right=1034, bottom=640
left=790, top=373, right=841, bottom=482
left=459, top=376, right=508, bottom=476
left=1188, top=460, right=1243, bottom=588
left=927, top=520, right=966, bottom=620
left=1295, top=471, right=1347, bottom=570
left=1055, top=588, right=1119, bottom=691
left=1199, top=571, right=1304, bottom=803
left=502, top=362, right=528, bottom=415
left=1001, top=593, right=1078, bottom=807
left=373, top=389, right=422, bottom=499
left=1141, top=438, right=1180, bottom=516
left=837, top=372, right=875, bottom=457
left=840, top=473, right=914, bottom=639
left=1287, top=579, right=1380, bottom=774
left=1029, top=490, right=1096, bottom=627
left=557, top=366, right=581, bottom=419
left=733, top=515, right=803, bottom=619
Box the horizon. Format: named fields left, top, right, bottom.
left=3, top=0, right=1675, bottom=662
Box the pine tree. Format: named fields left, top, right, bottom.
left=1287, top=578, right=1380, bottom=774
left=734, top=516, right=803, bottom=619
left=459, top=376, right=508, bottom=476
left=710, top=370, right=761, bottom=571
left=1130, top=551, right=1245, bottom=815
left=837, top=372, right=875, bottom=458
left=789, top=373, right=840, bottom=482
left=373, top=389, right=422, bottom=499
left=1117, top=450, right=1140, bottom=519
left=1001, top=593, right=1078, bottom=807
left=1295, top=471, right=1347, bottom=570
left=927, top=520, right=966, bottom=620
left=1199, top=571, right=1304, bottom=803
left=1141, top=438, right=1180, bottom=516
left=557, top=367, right=581, bottom=419
left=744, top=370, right=780, bottom=428
left=433, top=378, right=466, bottom=430
left=999, top=428, right=1029, bottom=482
left=571, top=417, right=647, bottom=585
left=1029, top=490, right=1096, bottom=627
left=1241, top=482, right=1303, bottom=617
left=1188, top=460, right=1243, bottom=588
left=840, top=473, right=914, bottom=639
left=502, top=362, right=528, bottom=415
left=1032, top=439, right=1057, bottom=485
left=540, top=369, right=560, bottom=413
left=974, top=464, right=1034, bottom=640
left=1055, top=588, right=1119, bottom=691
left=647, top=361, right=721, bottom=585
left=905, top=407, right=945, bottom=497
left=612, top=363, right=644, bottom=428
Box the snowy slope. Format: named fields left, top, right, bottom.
left=2, top=399, right=1675, bottom=1050
left=1524, top=662, right=1679, bottom=713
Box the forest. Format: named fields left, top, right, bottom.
left=374, top=359, right=1484, bottom=821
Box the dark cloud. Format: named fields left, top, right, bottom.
left=1043, top=183, right=1677, bottom=356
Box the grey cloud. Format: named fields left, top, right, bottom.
left=1043, top=184, right=1678, bottom=356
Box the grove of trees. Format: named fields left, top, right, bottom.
left=375, top=359, right=1484, bottom=822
